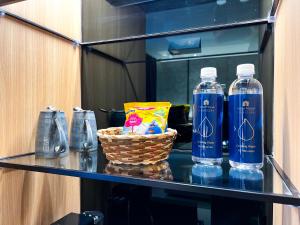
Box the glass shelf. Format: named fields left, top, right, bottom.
left=81, top=23, right=273, bottom=110
left=1, top=0, right=277, bottom=46
left=82, top=0, right=275, bottom=45
left=0, top=149, right=299, bottom=206
left=84, top=23, right=270, bottom=64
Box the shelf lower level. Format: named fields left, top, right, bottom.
left=0, top=149, right=299, bottom=206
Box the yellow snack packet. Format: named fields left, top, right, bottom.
left=123, top=102, right=171, bottom=135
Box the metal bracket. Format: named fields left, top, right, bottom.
left=72, top=40, right=81, bottom=48
left=267, top=156, right=300, bottom=200
left=0, top=10, right=5, bottom=17
left=268, top=16, right=276, bottom=23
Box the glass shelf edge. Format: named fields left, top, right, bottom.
left=0, top=8, right=273, bottom=50
left=84, top=23, right=271, bottom=65
left=0, top=158, right=299, bottom=206
left=269, top=0, right=281, bottom=17
left=0, top=152, right=299, bottom=206
left=0, top=8, right=80, bottom=45
left=267, top=155, right=300, bottom=199
left=0, top=152, right=35, bottom=160
left=80, top=18, right=270, bottom=47
left=85, top=47, right=261, bottom=66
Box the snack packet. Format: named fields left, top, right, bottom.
left=123, top=102, right=171, bottom=135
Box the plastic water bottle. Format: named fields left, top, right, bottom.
left=229, top=64, right=264, bottom=169
left=192, top=67, right=224, bottom=165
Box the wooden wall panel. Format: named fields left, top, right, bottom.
left=2, top=0, right=81, bottom=40
left=273, top=0, right=300, bottom=224
left=0, top=1, right=81, bottom=224
left=0, top=171, right=80, bottom=225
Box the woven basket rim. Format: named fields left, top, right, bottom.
left=97, top=127, right=177, bottom=139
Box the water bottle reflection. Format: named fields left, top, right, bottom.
left=229, top=168, right=264, bottom=192
left=192, top=164, right=223, bottom=186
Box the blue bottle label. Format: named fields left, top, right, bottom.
left=229, top=94, right=263, bottom=163
left=192, top=93, right=223, bottom=159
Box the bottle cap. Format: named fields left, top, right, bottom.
left=200, top=67, right=217, bottom=79
left=236, top=64, right=255, bottom=77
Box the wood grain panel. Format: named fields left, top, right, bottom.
left=0, top=171, right=80, bottom=225
left=273, top=0, right=300, bottom=224
left=2, top=0, right=81, bottom=41
left=0, top=16, right=81, bottom=157
left=0, top=0, right=81, bottom=224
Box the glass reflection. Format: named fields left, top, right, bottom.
left=0, top=150, right=296, bottom=201
left=105, top=161, right=173, bottom=181
left=192, top=164, right=223, bottom=186
left=82, top=0, right=272, bottom=42
left=35, top=155, right=70, bottom=169
left=79, top=150, right=98, bottom=172
left=229, top=168, right=264, bottom=191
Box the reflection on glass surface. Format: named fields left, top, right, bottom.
left=35, top=156, right=71, bottom=169
left=0, top=150, right=295, bottom=203
left=31, top=150, right=99, bottom=171
left=90, top=24, right=264, bottom=63
left=192, top=164, right=223, bottom=186
left=1, top=0, right=273, bottom=43
left=155, top=51, right=260, bottom=106
left=229, top=167, right=264, bottom=191
left=79, top=150, right=98, bottom=172
left=105, top=161, right=173, bottom=180
left=82, top=0, right=272, bottom=42
left=146, top=25, right=259, bottom=61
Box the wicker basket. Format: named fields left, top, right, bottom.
left=98, top=127, right=177, bottom=165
